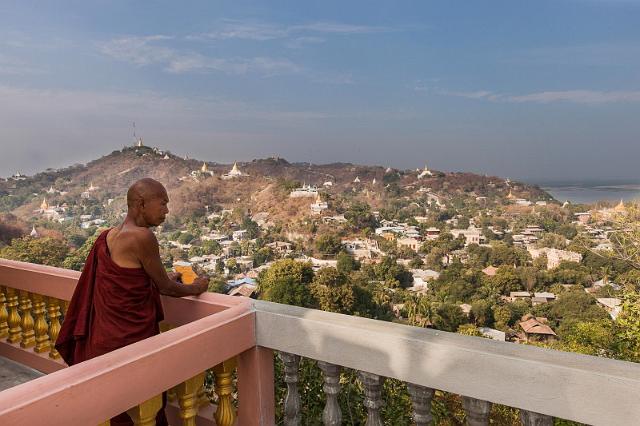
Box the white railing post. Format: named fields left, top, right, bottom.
left=317, top=361, right=342, bottom=426
left=407, top=383, right=434, bottom=426
left=358, top=371, right=385, bottom=426
left=520, top=410, right=554, bottom=426
left=279, top=352, right=301, bottom=426
left=462, top=396, right=492, bottom=426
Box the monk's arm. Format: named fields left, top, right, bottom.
left=137, top=230, right=207, bottom=297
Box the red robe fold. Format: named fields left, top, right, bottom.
left=55, top=229, right=167, bottom=426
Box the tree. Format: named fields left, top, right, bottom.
left=1, top=236, right=70, bottom=267
left=258, top=259, right=316, bottom=308
left=373, top=256, right=413, bottom=289
left=253, top=247, right=274, bottom=267
left=208, top=276, right=228, bottom=294
left=536, top=233, right=567, bottom=250
left=315, top=233, right=343, bottom=257
left=344, top=201, right=378, bottom=232
left=546, top=290, right=609, bottom=331
left=493, top=304, right=513, bottom=330
left=336, top=251, right=360, bottom=274
left=310, top=267, right=355, bottom=314
left=432, top=303, right=466, bottom=332
left=486, top=266, right=522, bottom=295
left=177, top=232, right=194, bottom=245
left=63, top=232, right=100, bottom=271
left=457, top=324, right=483, bottom=337
left=470, top=300, right=494, bottom=327
left=201, top=240, right=222, bottom=255
left=489, top=242, right=529, bottom=267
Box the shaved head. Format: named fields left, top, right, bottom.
left=127, top=178, right=167, bottom=209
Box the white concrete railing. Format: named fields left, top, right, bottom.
left=253, top=300, right=640, bottom=426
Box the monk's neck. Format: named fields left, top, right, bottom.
left=123, top=214, right=152, bottom=228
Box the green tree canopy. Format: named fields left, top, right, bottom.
left=258, top=259, right=316, bottom=308
left=1, top=236, right=70, bottom=267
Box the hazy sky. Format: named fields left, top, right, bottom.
left=1, top=0, right=639, bottom=182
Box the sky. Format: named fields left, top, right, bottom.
left=1, top=0, right=639, bottom=183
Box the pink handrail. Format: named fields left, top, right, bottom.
left=0, top=302, right=256, bottom=425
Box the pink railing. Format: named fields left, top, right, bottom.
left=0, top=259, right=275, bottom=425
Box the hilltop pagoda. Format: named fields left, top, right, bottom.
left=222, top=162, right=247, bottom=179
left=418, top=165, right=433, bottom=178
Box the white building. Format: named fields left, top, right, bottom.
left=417, top=165, right=433, bottom=179
left=310, top=195, right=328, bottom=214
left=222, top=162, right=247, bottom=179
left=528, top=247, right=582, bottom=269
left=290, top=184, right=318, bottom=198
left=450, top=227, right=485, bottom=246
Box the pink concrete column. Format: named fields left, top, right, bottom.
left=237, top=346, right=275, bottom=425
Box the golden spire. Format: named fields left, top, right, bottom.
left=40, top=197, right=48, bottom=210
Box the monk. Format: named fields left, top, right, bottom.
left=55, top=178, right=208, bottom=425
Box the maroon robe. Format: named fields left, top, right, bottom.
left=56, top=229, right=167, bottom=426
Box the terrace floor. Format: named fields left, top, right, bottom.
left=0, top=356, right=43, bottom=392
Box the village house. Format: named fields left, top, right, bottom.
left=342, top=239, right=380, bottom=260
left=266, top=241, right=293, bottom=255
left=596, top=298, right=622, bottom=320
left=478, top=327, right=506, bottom=341
left=322, top=214, right=347, bottom=225
left=509, top=291, right=532, bottom=302
left=518, top=316, right=557, bottom=343
left=482, top=265, right=498, bottom=277
left=424, top=227, right=441, bottom=240
left=290, top=183, right=319, bottom=198
left=397, top=237, right=421, bottom=252
left=310, top=195, right=328, bottom=214
left=409, top=269, right=440, bottom=292
left=528, top=247, right=583, bottom=269
left=450, top=226, right=485, bottom=246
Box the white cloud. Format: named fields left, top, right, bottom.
left=442, top=89, right=640, bottom=104
left=191, top=19, right=391, bottom=44
left=284, top=36, right=325, bottom=49
left=99, top=35, right=301, bottom=75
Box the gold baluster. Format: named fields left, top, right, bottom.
left=197, top=382, right=209, bottom=408
left=47, top=297, right=62, bottom=359
left=176, top=372, right=206, bottom=426
left=0, top=286, right=9, bottom=339
left=19, top=291, right=36, bottom=348
left=126, top=394, right=163, bottom=426
left=32, top=293, right=51, bottom=353
left=213, top=358, right=237, bottom=426
left=6, top=287, right=21, bottom=344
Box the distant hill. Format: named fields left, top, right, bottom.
left=0, top=144, right=553, bottom=224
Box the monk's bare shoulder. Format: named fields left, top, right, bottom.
left=130, top=227, right=160, bottom=253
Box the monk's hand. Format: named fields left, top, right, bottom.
left=167, top=271, right=182, bottom=283
left=192, top=276, right=209, bottom=295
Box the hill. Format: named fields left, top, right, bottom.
left=0, top=143, right=553, bottom=228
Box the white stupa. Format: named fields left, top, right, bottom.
left=372, top=178, right=377, bottom=185
left=30, top=226, right=38, bottom=238
left=418, top=165, right=433, bottom=179
left=222, top=162, right=247, bottom=179
left=46, top=186, right=56, bottom=194
left=353, top=176, right=361, bottom=183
